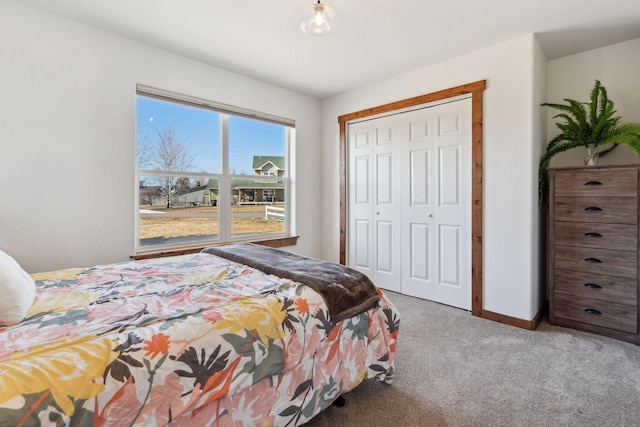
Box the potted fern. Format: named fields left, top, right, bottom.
left=538, top=80, right=640, bottom=207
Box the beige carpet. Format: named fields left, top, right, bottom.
left=304, top=291, right=640, bottom=426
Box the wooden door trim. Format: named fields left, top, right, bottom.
left=338, top=80, right=486, bottom=317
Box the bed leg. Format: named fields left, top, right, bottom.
left=333, top=396, right=346, bottom=407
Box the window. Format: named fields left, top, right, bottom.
left=135, top=86, right=293, bottom=252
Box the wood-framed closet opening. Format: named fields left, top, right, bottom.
left=338, top=81, right=486, bottom=318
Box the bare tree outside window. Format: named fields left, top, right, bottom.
left=138, top=126, right=195, bottom=208
left=136, top=123, right=154, bottom=170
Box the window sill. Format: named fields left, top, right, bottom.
left=131, top=235, right=299, bottom=260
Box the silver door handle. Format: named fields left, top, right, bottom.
left=427, top=214, right=433, bottom=218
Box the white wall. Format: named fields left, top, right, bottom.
left=546, top=37, right=640, bottom=167
left=0, top=1, right=322, bottom=273
left=321, top=35, right=545, bottom=321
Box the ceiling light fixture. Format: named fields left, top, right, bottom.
left=301, top=0, right=336, bottom=36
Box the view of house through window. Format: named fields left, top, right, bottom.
left=136, top=90, right=291, bottom=251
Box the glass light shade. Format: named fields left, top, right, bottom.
left=301, top=1, right=336, bottom=36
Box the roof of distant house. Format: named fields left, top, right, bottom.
left=174, top=185, right=208, bottom=196
left=252, top=155, right=284, bottom=170
left=205, top=179, right=284, bottom=190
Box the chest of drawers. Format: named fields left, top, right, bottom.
left=548, top=165, right=639, bottom=344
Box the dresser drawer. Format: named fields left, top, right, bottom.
left=554, top=222, right=637, bottom=251
left=553, top=168, right=637, bottom=197
left=554, top=270, right=637, bottom=304
left=554, top=245, right=637, bottom=278
left=553, top=196, right=637, bottom=224
left=554, top=293, right=637, bottom=334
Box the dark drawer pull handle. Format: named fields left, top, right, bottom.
left=584, top=257, right=602, bottom=263
left=584, top=181, right=603, bottom=186
left=584, top=232, right=603, bottom=238
left=584, top=308, right=602, bottom=315
left=584, top=283, right=602, bottom=289
left=584, top=206, right=603, bottom=212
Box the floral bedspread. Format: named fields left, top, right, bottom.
left=0, top=252, right=399, bottom=426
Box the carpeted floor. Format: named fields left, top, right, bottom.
left=304, top=291, right=640, bottom=426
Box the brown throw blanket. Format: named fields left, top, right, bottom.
left=202, top=243, right=380, bottom=321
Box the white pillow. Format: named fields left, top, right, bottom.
left=0, top=250, right=36, bottom=327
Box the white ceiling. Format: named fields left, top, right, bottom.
left=11, top=0, right=640, bottom=99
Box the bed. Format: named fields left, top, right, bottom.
left=0, top=244, right=399, bottom=426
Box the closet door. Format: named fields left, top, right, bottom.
left=399, top=98, right=472, bottom=310
left=348, top=116, right=401, bottom=292
left=347, top=97, right=471, bottom=310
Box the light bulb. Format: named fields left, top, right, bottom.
left=301, top=1, right=335, bottom=36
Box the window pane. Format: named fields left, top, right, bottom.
left=139, top=175, right=219, bottom=247
left=136, top=96, right=220, bottom=173
left=230, top=178, right=286, bottom=238
left=228, top=116, right=285, bottom=176
left=135, top=90, right=292, bottom=252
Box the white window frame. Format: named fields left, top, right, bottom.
left=135, top=85, right=294, bottom=254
